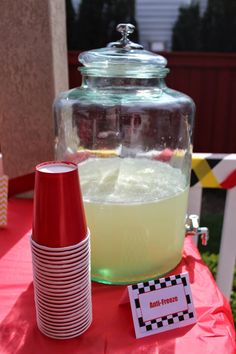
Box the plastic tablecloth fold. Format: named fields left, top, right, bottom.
left=0, top=198, right=235, bottom=354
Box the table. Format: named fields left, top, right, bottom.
left=0, top=198, right=235, bottom=354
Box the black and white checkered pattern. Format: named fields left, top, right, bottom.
left=131, top=273, right=194, bottom=333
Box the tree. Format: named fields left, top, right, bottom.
left=172, top=0, right=236, bottom=52
left=201, top=0, right=236, bottom=52
left=107, top=0, right=139, bottom=44
left=76, top=0, right=139, bottom=50
left=172, top=2, right=201, bottom=51
left=66, top=0, right=79, bottom=50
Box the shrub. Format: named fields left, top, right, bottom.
left=66, top=0, right=139, bottom=51
left=172, top=3, right=201, bottom=51
left=66, top=0, right=79, bottom=50
left=172, top=0, right=236, bottom=52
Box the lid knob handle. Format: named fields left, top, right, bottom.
left=108, top=23, right=143, bottom=50
left=117, top=23, right=135, bottom=36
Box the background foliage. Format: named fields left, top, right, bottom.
left=66, top=0, right=139, bottom=50
left=172, top=0, right=236, bottom=52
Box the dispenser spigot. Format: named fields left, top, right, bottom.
left=185, top=215, right=209, bottom=246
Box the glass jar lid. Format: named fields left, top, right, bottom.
left=79, top=24, right=168, bottom=78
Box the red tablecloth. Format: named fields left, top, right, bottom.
left=0, top=198, right=235, bottom=354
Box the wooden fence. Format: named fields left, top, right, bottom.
left=68, top=51, right=236, bottom=154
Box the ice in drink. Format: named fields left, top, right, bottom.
left=79, top=157, right=188, bottom=284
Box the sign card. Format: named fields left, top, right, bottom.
left=128, top=272, right=196, bottom=338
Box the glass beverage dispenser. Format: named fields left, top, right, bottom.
left=54, top=24, right=195, bottom=284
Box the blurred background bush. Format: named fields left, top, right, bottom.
left=66, top=0, right=139, bottom=50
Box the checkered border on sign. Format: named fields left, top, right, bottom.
left=131, top=273, right=194, bottom=333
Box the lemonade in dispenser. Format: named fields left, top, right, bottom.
left=54, top=24, right=195, bottom=284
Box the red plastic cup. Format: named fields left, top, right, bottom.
left=32, top=161, right=87, bottom=247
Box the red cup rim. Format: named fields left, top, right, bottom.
left=35, top=297, right=91, bottom=315
left=37, top=307, right=91, bottom=325
left=35, top=286, right=90, bottom=305
left=35, top=283, right=90, bottom=299
left=37, top=316, right=92, bottom=338
left=36, top=161, right=77, bottom=174
left=37, top=304, right=92, bottom=323
left=37, top=315, right=92, bottom=335
left=32, top=257, right=90, bottom=274
left=38, top=325, right=91, bottom=340
left=34, top=268, right=89, bottom=288
left=32, top=267, right=89, bottom=282
left=30, top=232, right=90, bottom=253
left=35, top=280, right=91, bottom=294
left=34, top=276, right=90, bottom=295
left=36, top=298, right=91, bottom=317
left=36, top=302, right=91, bottom=319
left=35, top=286, right=90, bottom=300
left=35, top=294, right=91, bottom=314
left=32, top=252, right=90, bottom=267
left=37, top=307, right=92, bottom=327
left=32, top=245, right=90, bottom=262
left=34, top=265, right=89, bottom=282
left=35, top=287, right=90, bottom=300
left=37, top=311, right=92, bottom=330
left=34, top=275, right=90, bottom=294
left=31, top=246, right=90, bottom=261
left=34, top=278, right=90, bottom=292
left=33, top=270, right=89, bottom=284
left=32, top=250, right=90, bottom=269
left=36, top=292, right=91, bottom=310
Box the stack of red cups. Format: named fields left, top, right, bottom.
left=30, top=161, right=92, bottom=339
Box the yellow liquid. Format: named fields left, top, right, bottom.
left=79, top=158, right=189, bottom=284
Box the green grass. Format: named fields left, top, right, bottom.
left=199, top=212, right=236, bottom=327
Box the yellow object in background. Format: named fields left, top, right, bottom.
left=78, top=149, right=118, bottom=158
left=192, top=157, right=220, bottom=188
